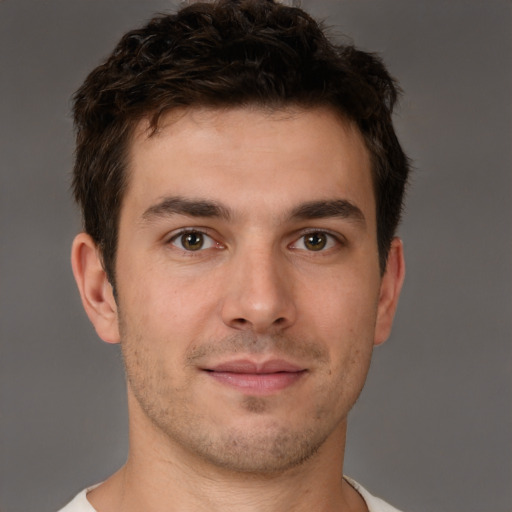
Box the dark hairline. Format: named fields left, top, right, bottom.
left=105, top=101, right=381, bottom=284
left=73, top=1, right=410, bottom=284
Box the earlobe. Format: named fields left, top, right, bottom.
left=71, top=233, right=121, bottom=344
left=374, top=237, right=406, bottom=346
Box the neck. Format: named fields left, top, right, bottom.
left=87, top=397, right=366, bottom=512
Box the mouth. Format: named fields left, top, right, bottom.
left=202, top=359, right=308, bottom=395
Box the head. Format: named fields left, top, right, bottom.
left=70, top=0, right=408, bottom=477
left=72, top=0, right=409, bottom=285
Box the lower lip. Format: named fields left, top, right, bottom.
left=206, top=371, right=306, bottom=394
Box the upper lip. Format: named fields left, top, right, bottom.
left=205, top=359, right=305, bottom=374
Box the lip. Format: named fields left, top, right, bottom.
left=203, top=359, right=307, bottom=395
left=208, top=359, right=304, bottom=374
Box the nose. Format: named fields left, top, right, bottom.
left=220, top=247, right=297, bottom=334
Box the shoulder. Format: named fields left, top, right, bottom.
left=344, top=476, right=404, bottom=512
left=56, top=485, right=99, bottom=512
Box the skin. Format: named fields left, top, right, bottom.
left=72, top=106, right=405, bottom=512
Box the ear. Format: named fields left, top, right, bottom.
left=71, top=233, right=120, bottom=344
left=374, top=237, right=406, bottom=346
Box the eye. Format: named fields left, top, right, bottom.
left=169, top=230, right=218, bottom=251
left=291, top=231, right=339, bottom=252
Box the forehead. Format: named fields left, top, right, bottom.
left=124, top=106, right=374, bottom=224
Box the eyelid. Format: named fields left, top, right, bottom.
left=288, top=229, right=346, bottom=251
left=167, top=227, right=223, bottom=251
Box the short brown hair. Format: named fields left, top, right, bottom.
left=72, top=0, right=410, bottom=283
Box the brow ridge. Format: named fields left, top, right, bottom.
left=141, top=196, right=365, bottom=227
left=142, top=196, right=232, bottom=221
left=290, top=199, right=366, bottom=225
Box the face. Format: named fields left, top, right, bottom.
left=83, top=107, right=403, bottom=474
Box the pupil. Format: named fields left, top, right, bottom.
left=182, top=232, right=203, bottom=250
left=305, top=233, right=326, bottom=251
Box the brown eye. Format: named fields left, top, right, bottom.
left=181, top=232, right=204, bottom=251
left=303, top=232, right=328, bottom=251
left=170, top=230, right=217, bottom=251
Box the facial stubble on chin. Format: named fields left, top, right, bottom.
left=120, top=325, right=362, bottom=475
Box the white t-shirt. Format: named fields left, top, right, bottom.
left=57, top=478, right=403, bottom=512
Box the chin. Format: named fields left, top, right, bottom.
left=187, top=424, right=325, bottom=475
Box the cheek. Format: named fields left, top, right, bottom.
left=117, top=268, right=229, bottom=385
left=302, top=272, right=380, bottom=338
left=302, top=272, right=379, bottom=393
left=119, top=264, right=212, bottom=328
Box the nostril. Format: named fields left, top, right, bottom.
left=224, top=317, right=254, bottom=331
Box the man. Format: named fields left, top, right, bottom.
left=61, top=0, right=409, bottom=510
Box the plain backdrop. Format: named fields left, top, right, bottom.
left=0, top=1, right=510, bottom=511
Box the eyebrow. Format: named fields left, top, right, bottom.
left=142, top=196, right=232, bottom=222
left=141, top=196, right=365, bottom=227
left=290, top=199, right=366, bottom=226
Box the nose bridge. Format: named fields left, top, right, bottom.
left=221, top=239, right=296, bottom=333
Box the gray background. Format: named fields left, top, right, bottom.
left=0, top=1, right=510, bottom=511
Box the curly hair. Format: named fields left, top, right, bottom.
left=72, top=0, right=410, bottom=283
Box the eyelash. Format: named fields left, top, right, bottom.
left=167, top=228, right=345, bottom=255
left=289, top=230, right=344, bottom=252
left=168, top=229, right=221, bottom=252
